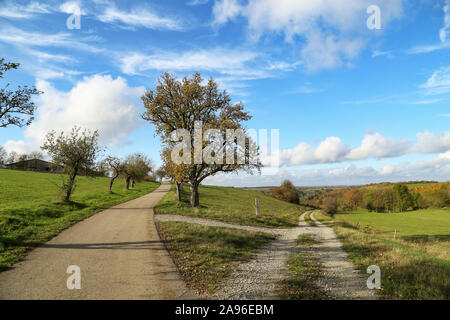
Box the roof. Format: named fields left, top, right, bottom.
left=5, top=158, right=55, bottom=166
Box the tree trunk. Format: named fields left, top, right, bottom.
left=109, top=176, right=116, bottom=193
left=176, top=182, right=182, bottom=201
left=125, top=176, right=131, bottom=190
left=190, top=182, right=199, bottom=207
left=132, top=180, right=135, bottom=188
left=65, top=168, right=78, bottom=202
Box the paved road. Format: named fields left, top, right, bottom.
left=0, top=182, right=197, bottom=300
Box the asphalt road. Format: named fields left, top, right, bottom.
left=0, top=182, right=197, bottom=300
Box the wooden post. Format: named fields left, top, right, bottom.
left=394, top=229, right=397, bottom=240
left=254, top=197, right=260, bottom=216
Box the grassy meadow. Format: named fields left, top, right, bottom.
left=0, top=169, right=159, bottom=270
left=335, top=208, right=450, bottom=260
left=157, top=221, right=275, bottom=294
left=156, top=184, right=308, bottom=228
left=315, top=210, right=450, bottom=299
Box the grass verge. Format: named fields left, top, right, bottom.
left=156, top=184, right=308, bottom=228
left=156, top=221, right=275, bottom=294
left=0, top=169, right=159, bottom=270
left=315, top=211, right=450, bottom=300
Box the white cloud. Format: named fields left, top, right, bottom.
left=347, top=133, right=412, bottom=160
left=420, top=66, right=450, bottom=95
left=3, top=75, right=144, bottom=154
left=27, top=50, right=77, bottom=65
left=188, top=0, right=210, bottom=5
left=440, top=0, right=450, bottom=43
left=97, top=4, right=182, bottom=30
left=0, top=26, right=103, bottom=53
left=408, top=1, right=450, bottom=54
left=60, top=1, right=84, bottom=15
left=0, top=1, right=51, bottom=19
left=277, top=137, right=349, bottom=166
left=204, top=156, right=450, bottom=187
left=300, top=31, right=364, bottom=72
left=213, top=0, right=243, bottom=25
left=212, top=0, right=403, bottom=72
left=413, top=131, right=450, bottom=154
left=119, top=48, right=259, bottom=75
left=410, top=99, right=442, bottom=105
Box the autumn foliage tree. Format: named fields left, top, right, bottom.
left=270, top=180, right=299, bottom=204
left=142, top=72, right=261, bottom=207
left=41, top=127, right=102, bottom=202
left=0, top=58, right=41, bottom=128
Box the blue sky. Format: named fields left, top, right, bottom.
left=0, top=0, right=449, bottom=187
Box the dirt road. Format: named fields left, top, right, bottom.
left=0, top=182, right=197, bottom=300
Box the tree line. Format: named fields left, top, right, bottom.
left=304, top=182, right=450, bottom=215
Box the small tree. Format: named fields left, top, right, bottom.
left=0, top=58, right=41, bottom=128
left=154, top=167, right=166, bottom=182
left=104, top=156, right=123, bottom=193
left=270, top=180, right=299, bottom=204
left=6, top=151, right=19, bottom=164
left=122, top=153, right=153, bottom=190
left=41, top=127, right=102, bottom=202
left=323, top=195, right=338, bottom=216
left=161, top=147, right=189, bottom=201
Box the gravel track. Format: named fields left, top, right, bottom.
left=307, top=212, right=377, bottom=300
left=156, top=213, right=310, bottom=299
left=156, top=211, right=377, bottom=300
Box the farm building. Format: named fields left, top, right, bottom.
left=4, top=159, right=63, bottom=172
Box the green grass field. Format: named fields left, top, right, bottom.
left=156, top=184, right=307, bottom=228
left=315, top=210, right=450, bottom=299
left=335, top=208, right=450, bottom=260
left=157, top=221, right=275, bottom=294
left=0, top=169, right=159, bottom=270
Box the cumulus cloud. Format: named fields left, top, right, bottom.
left=204, top=154, right=450, bottom=187
left=264, top=131, right=450, bottom=168
left=275, top=137, right=350, bottom=167
left=212, top=0, right=403, bottom=72
left=347, top=132, right=412, bottom=160
left=3, top=75, right=144, bottom=154
left=413, top=131, right=450, bottom=154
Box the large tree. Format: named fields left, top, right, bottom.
left=0, top=58, right=41, bottom=128
left=141, top=72, right=261, bottom=207
left=41, top=126, right=102, bottom=202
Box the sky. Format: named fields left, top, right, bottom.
left=0, top=0, right=449, bottom=187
